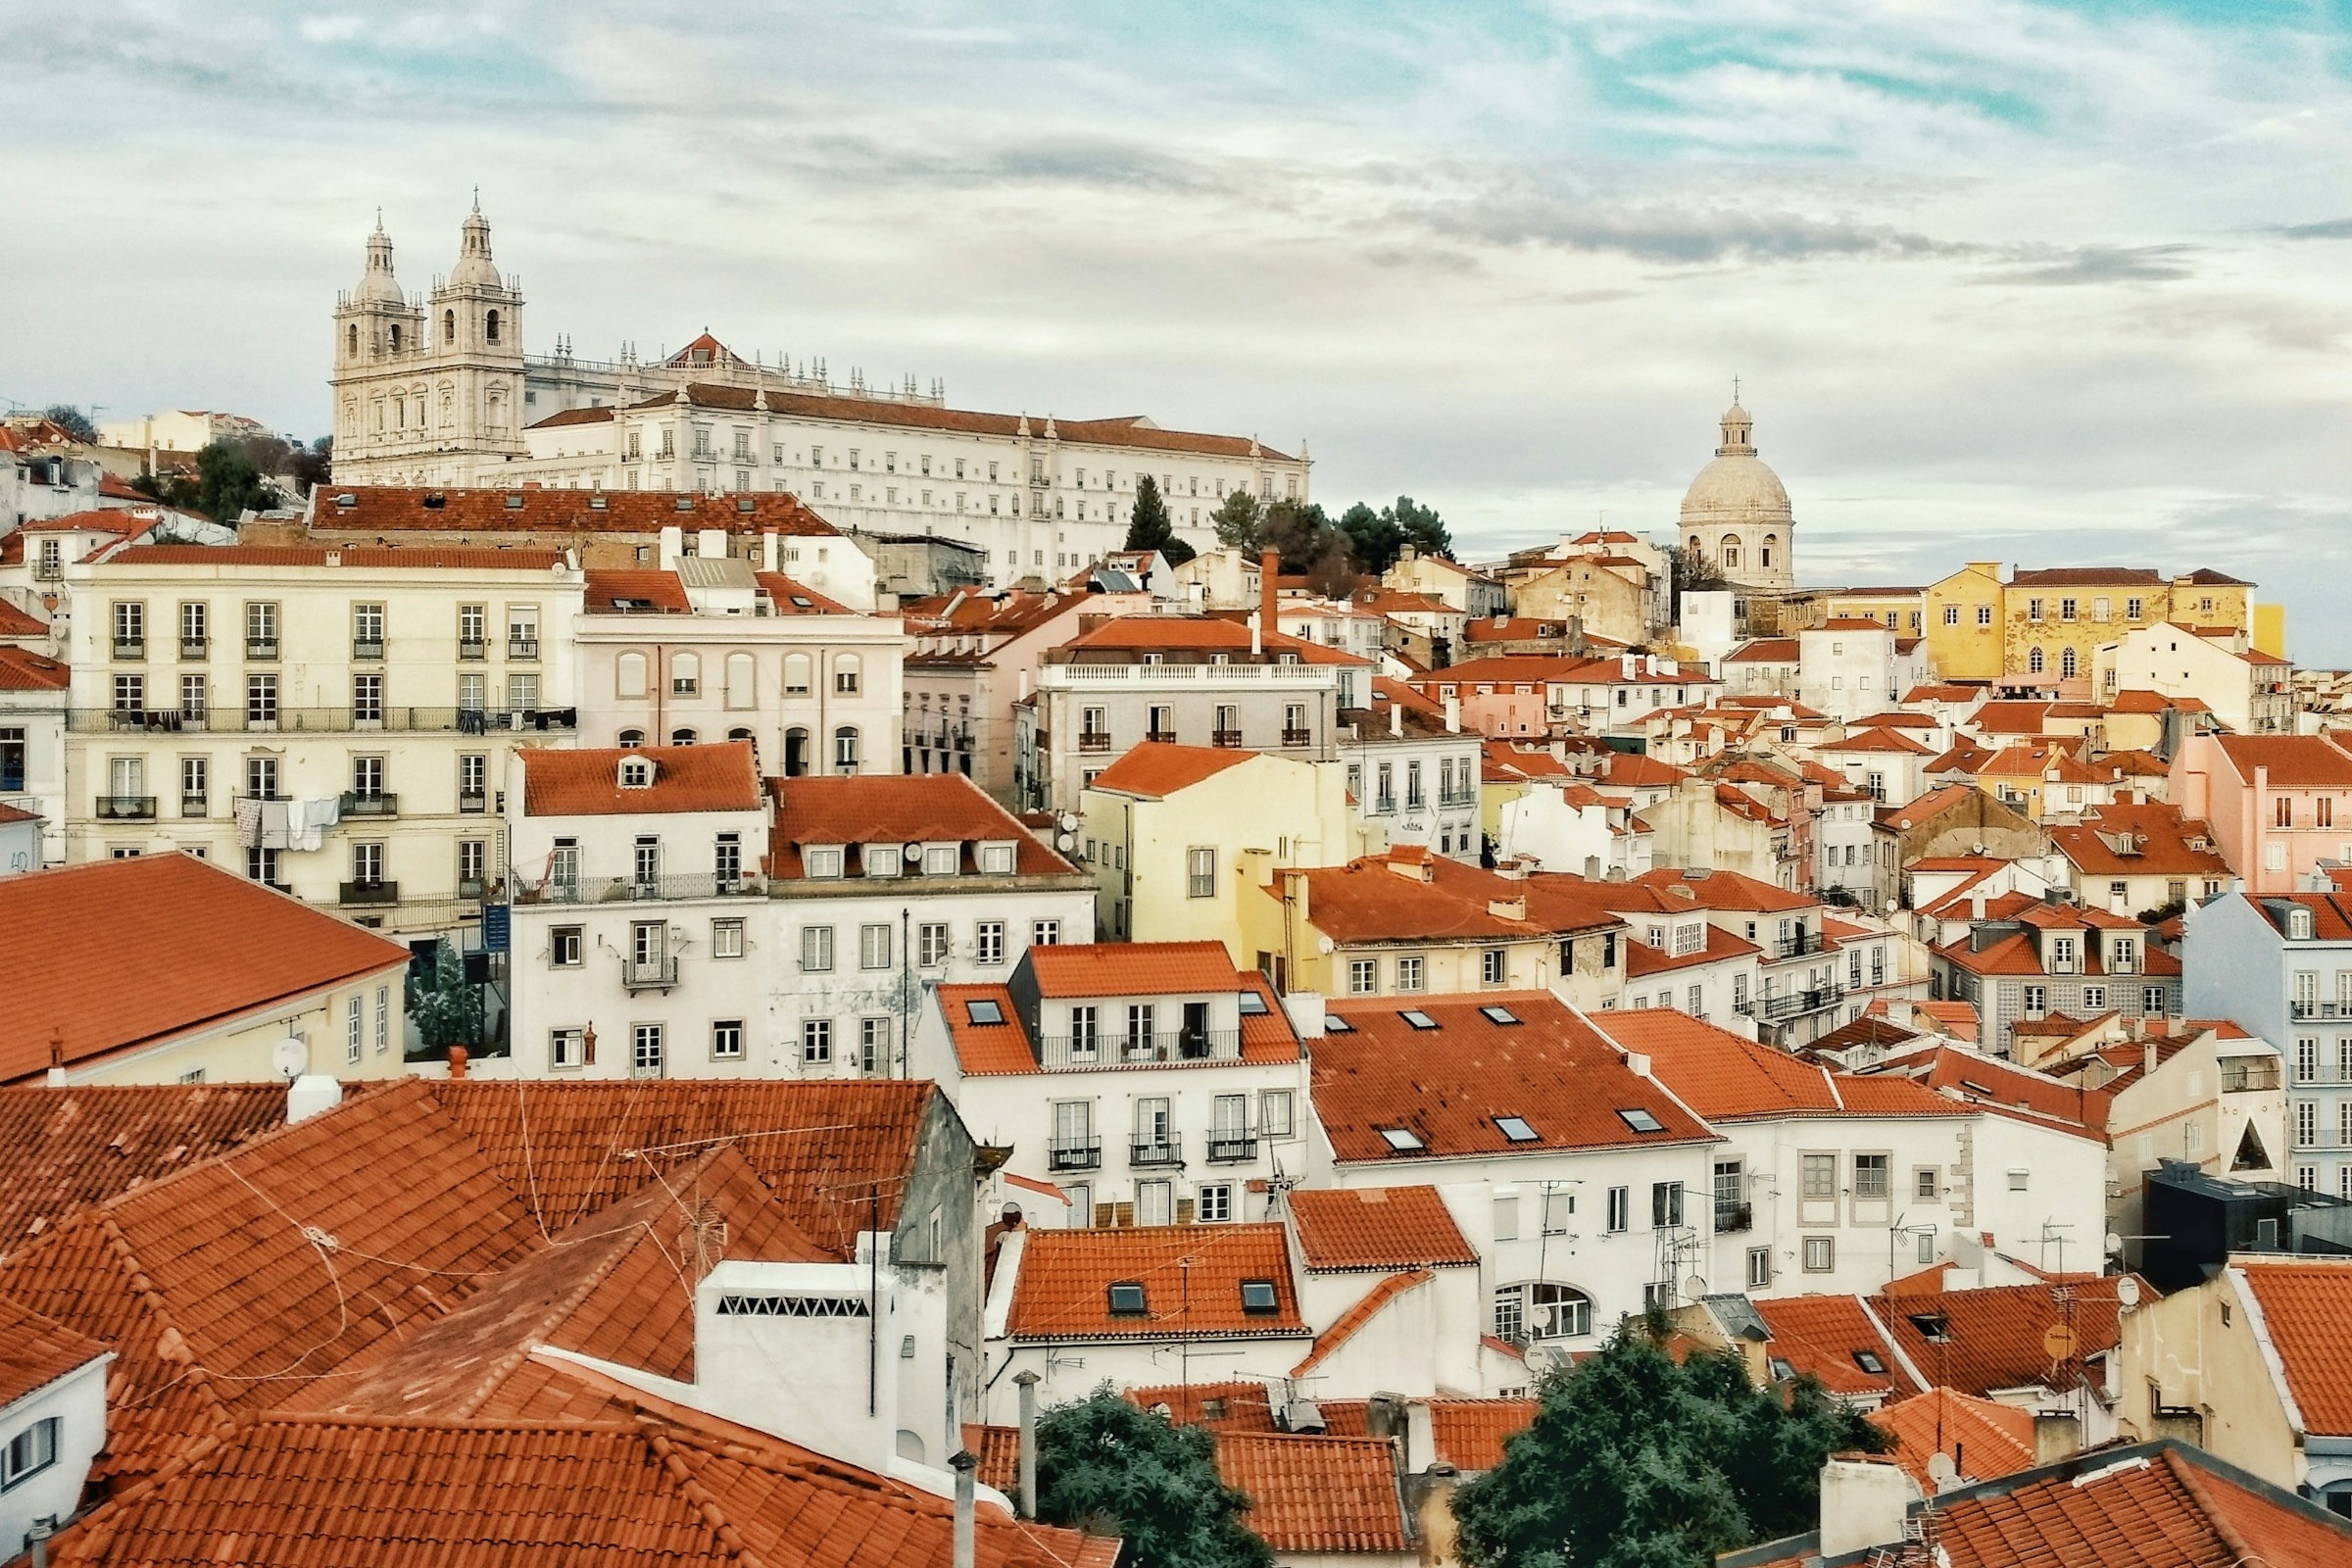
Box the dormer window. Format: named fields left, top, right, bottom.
left=978, top=843, right=1015, bottom=875
left=922, top=844, right=959, bottom=876
left=866, top=844, right=903, bottom=878
left=2290, top=907, right=2316, bottom=940
left=618, top=758, right=655, bottom=789
left=805, top=846, right=844, bottom=879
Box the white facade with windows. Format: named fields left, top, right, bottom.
left=0, top=1307, right=109, bottom=1558
left=2185, top=893, right=2352, bottom=1199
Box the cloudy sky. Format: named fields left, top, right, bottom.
left=10, top=2, right=2352, bottom=656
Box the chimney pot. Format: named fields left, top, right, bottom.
left=448, top=1045, right=468, bottom=1080
left=951, top=1450, right=978, bottom=1568
left=1260, top=548, right=1280, bottom=644
left=1013, top=1372, right=1041, bottom=1519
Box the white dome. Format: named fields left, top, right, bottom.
left=449, top=206, right=502, bottom=290
left=352, top=219, right=404, bottom=308
left=1679, top=452, right=1790, bottom=525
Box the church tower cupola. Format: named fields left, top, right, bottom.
left=449, top=195, right=503, bottom=291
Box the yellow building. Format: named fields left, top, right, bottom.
left=1078, top=742, right=1356, bottom=951
left=1924, top=563, right=2254, bottom=686
left=1818, top=586, right=1927, bottom=638
left=1922, top=562, right=2006, bottom=680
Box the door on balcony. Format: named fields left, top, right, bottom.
left=1054, top=1101, right=1093, bottom=1169
left=631, top=919, right=664, bottom=972
left=784, top=727, right=809, bottom=777
left=352, top=755, right=385, bottom=803
left=1181, top=1002, right=1210, bottom=1058
left=1134, top=1098, right=1171, bottom=1162
left=108, top=757, right=143, bottom=812
left=633, top=836, right=662, bottom=896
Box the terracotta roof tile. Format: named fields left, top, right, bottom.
left=2212, top=734, right=2352, bottom=787
left=1024, top=940, right=1243, bottom=999
left=1214, top=1435, right=1409, bottom=1553
left=1059, top=615, right=1363, bottom=665
left=1083, top=742, right=1256, bottom=798
left=934, top=985, right=1034, bottom=1074
left=0, top=645, right=70, bottom=690
left=1868, top=1388, right=2037, bottom=1489
left=0, top=857, right=411, bottom=1083
left=1867, top=1277, right=2140, bottom=1399
left=1314, top=992, right=1715, bottom=1162
left=767, top=774, right=1074, bottom=878
left=2234, top=1259, right=2352, bottom=1436
left=2047, top=802, right=2230, bottom=879
left=1627, top=867, right=1814, bottom=912
left=1125, top=1379, right=1278, bottom=1432
left=0, top=597, right=48, bottom=637
left=1622, top=924, right=1760, bottom=976
left=0, top=1291, right=109, bottom=1410
left=751, top=571, right=854, bottom=614
left=1006, top=1224, right=1307, bottom=1341
left=1286, top=1187, right=1478, bottom=1271
left=1423, top=1398, right=1537, bottom=1471
left=520, top=742, right=761, bottom=816
left=1292, top=1268, right=1434, bottom=1375
left=1285, top=858, right=1619, bottom=948
left=1593, top=1010, right=1964, bottom=1122
left=583, top=568, right=693, bottom=612
left=316, top=484, right=841, bottom=537
left=1749, top=1294, right=1922, bottom=1400
left=103, top=544, right=570, bottom=570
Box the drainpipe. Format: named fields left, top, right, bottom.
left=1014, top=1370, right=1041, bottom=1518
left=952, top=1450, right=978, bottom=1568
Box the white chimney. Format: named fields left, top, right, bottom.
left=1250, top=611, right=1263, bottom=655
left=1445, top=695, right=1461, bottom=733
left=1818, top=1457, right=1918, bottom=1559
left=762, top=530, right=780, bottom=571
left=286, top=1074, right=343, bottom=1125
left=659, top=523, right=684, bottom=569
left=698, top=527, right=726, bottom=559
left=1391, top=704, right=1403, bottom=738
left=1970, top=887, right=1988, bottom=921
left=1281, top=990, right=1327, bottom=1040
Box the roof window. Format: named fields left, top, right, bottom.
left=589, top=494, right=609, bottom=510
left=1853, top=1350, right=1886, bottom=1375
left=1495, top=1115, right=1539, bottom=1143
left=419, top=492, right=444, bottom=509
left=1768, top=1357, right=1795, bottom=1381
left=2289, top=906, right=2315, bottom=940
left=1107, top=1282, right=1148, bottom=1316
left=1238, top=990, right=1269, bottom=1016
left=1617, top=1107, right=1665, bottom=1134
left=1399, top=1009, right=1439, bottom=1031
left=1377, top=1127, right=1426, bottom=1153
left=736, top=497, right=756, bottom=513
left=1480, top=1005, right=1521, bottom=1026
left=1239, top=1280, right=1279, bottom=1315
left=1323, top=1015, right=1353, bottom=1033
left=965, top=999, right=1004, bottom=1025
left=618, top=758, right=655, bottom=789
left=335, top=492, right=358, bottom=509
left=1907, top=1312, right=1951, bottom=1343
left=791, top=596, right=814, bottom=609
left=675, top=496, right=696, bottom=511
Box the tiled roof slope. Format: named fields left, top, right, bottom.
left=421, top=1079, right=941, bottom=1255
left=1285, top=1187, right=1477, bottom=1271
left=0, top=856, right=411, bottom=1082
left=1425, top=1398, right=1537, bottom=1472
left=103, top=545, right=570, bottom=571
left=1868, top=1277, right=2140, bottom=1399
left=316, top=484, right=841, bottom=536
left=1292, top=1269, right=1433, bottom=1375
left=0, top=646, right=70, bottom=690
left=288, top=1144, right=826, bottom=1422
left=1125, top=1379, right=1278, bottom=1432
left=1214, top=1435, right=1411, bottom=1553
left=1593, top=1010, right=1965, bottom=1123
left=1084, top=742, right=1254, bottom=798
left=0, top=1084, right=315, bottom=1263
left=1025, top=940, right=1243, bottom=999
left=1314, top=992, right=1714, bottom=1162
left=0, top=1292, right=109, bottom=1410
left=1748, top=1295, right=1922, bottom=1401
left=520, top=742, right=762, bottom=816
left=1006, top=1224, right=1307, bottom=1341
left=47, top=1408, right=1115, bottom=1568
left=2213, top=734, right=2352, bottom=786
left=2234, top=1259, right=2352, bottom=1436
left=768, top=774, right=1075, bottom=877
left=1868, top=1388, right=2035, bottom=1488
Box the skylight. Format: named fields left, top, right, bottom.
left=1399, top=1009, right=1439, bottom=1031
left=1495, top=1115, right=1539, bottom=1143
left=1377, top=1127, right=1426, bottom=1152
left=966, top=999, right=1004, bottom=1025
left=1239, top=1280, right=1279, bottom=1314
left=1107, top=1282, right=1148, bottom=1315
left=1323, top=1016, right=1352, bottom=1032
left=791, top=596, right=814, bottom=608
left=1480, top=1005, right=1521, bottom=1026
left=1853, top=1350, right=1886, bottom=1375
left=1907, top=1313, right=1951, bottom=1344
left=1238, top=990, right=1269, bottom=1015
left=1617, top=1108, right=1665, bottom=1134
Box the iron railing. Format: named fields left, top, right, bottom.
left=1048, top=1138, right=1102, bottom=1172
left=72, top=706, right=576, bottom=735
left=516, top=872, right=765, bottom=905
left=94, top=795, right=155, bottom=820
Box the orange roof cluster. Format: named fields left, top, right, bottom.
left=1125, top=1379, right=1278, bottom=1431
left=1594, top=1010, right=1966, bottom=1123
left=1870, top=1277, right=2140, bottom=1398
left=1424, top=1398, right=1537, bottom=1470
left=1313, top=992, right=1714, bottom=1162
left=1867, top=1387, right=2036, bottom=1488
left=1005, top=1224, right=1308, bottom=1341
left=520, top=742, right=762, bottom=816
left=2234, top=1259, right=2352, bottom=1436
left=1286, top=1187, right=1478, bottom=1271
left=316, top=484, right=840, bottom=537
left=1748, top=1294, right=1920, bottom=1400
left=0, top=857, right=411, bottom=1083
left=1084, top=742, right=1256, bottom=798
left=1280, top=857, right=1622, bottom=947
left=768, top=774, right=1073, bottom=878
left=1626, top=866, right=1814, bottom=913
left=0, top=597, right=48, bottom=637
left=2212, top=733, right=2352, bottom=787
left=2047, top=801, right=2230, bottom=878
left=1213, top=1435, right=1410, bottom=1553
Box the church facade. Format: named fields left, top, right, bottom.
left=328, top=207, right=1310, bottom=586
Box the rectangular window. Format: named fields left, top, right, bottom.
left=1482, top=948, right=1507, bottom=986
left=550, top=1028, right=583, bottom=1069
left=1348, top=958, right=1377, bottom=995
left=1916, top=1167, right=1939, bottom=1200
left=977, top=921, right=1005, bottom=964
left=1396, top=956, right=1425, bottom=992
left=3, top=1416, right=60, bottom=1489
left=1802, top=1152, right=1837, bottom=1200
left=1651, top=1181, right=1684, bottom=1228
left=1854, top=1153, right=1890, bottom=1200
left=550, top=926, right=584, bottom=968
left=1187, top=847, right=1215, bottom=899
left=803, top=1019, right=833, bottom=1064
left=1260, top=1090, right=1295, bottom=1138
left=1068, top=1005, right=1099, bottom=1061
left=1746, top=1248, right=1772, bottom=1288
left=711, top=1019, right=744, bottom=1059
left=374, top=984, right=389, bottom=1054
left=1197, top=1183, right=1233, bottom=1223
left=858, top=923, right=892, bottom=969
left=918, top=922, right=950, bottom=966
left=632, top=1024, right=663, bottom=1075
left=859, top=1017, right=890, bottom=1074
left=346, top=996, right=363, bottom=1064
left=1032, top=919, right=1060, bottom=947
left=1803, top=1236, right=1835, bottom=1273
left=801, top=925, right=834, bottom=972
left=352, top=672, right=383, bottom=722
left=1606, top=1186, right=1630, bottom=1233
left=2144, top=985, right=2167, bottom=1014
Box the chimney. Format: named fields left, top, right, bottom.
left=2033, top=1410, right=2081, bottom=1464
left=1250, top=611, right=1263, bottom=656
left=659, top=523, right=684, bottom=569
left=1488, top=896, right=1528, bottom=921
left=1970, top=887, right=1988, bottom=922
left=2143, top=1038, right=2158, bottom=1077
left=46, top=1028, right=65, bottom=1089
left=762, top=530, right=780, bottom=571
left=448, top=1045, right=468, bottom=1080
left=1014, top=1372, right=1041, bottom=1519
left=698, top=527, right=726, bottom=559
left=1817, top=1456, right=1917, bottom=1559
left=1280, top=989, right=1327, bottom=1040
left=1391, top=704, right=1403, bottom=738
left=286, top=1074, right=343, bottom=1125
left=952, top=1450, right=978, bottom=1568
left=1260, top=548, right=1280, bottom=639
left=1283, top=869, right=1310, bottom=924
left=1445, top=695, right=1461, bottom=733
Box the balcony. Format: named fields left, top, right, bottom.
left=620, top=955, right=680, bottom=993
left=1131, top=1139, right=1181, bottom=1168
left=341, top=792, right=398, bottom=818
left=339, top=880, right=400, bottom=906
left=1048, top=1138, right=1102, bottom=1173
left=458, top=638, right=487, bottom=662
left=1078, top=732, right=1113, bottom=753
left=246, top=638, right=278, bottom=660
left=1147, top=727, right=1177, bottom=745
left=352, top=638, right=385, bottom=661
left=180, top=638, right=208, bottom=660
left=71, top=706, right=577, bottom=736
left=2222, top=1059, right=2284, bottom=1092
left=180, top=795, right=208, bottom=817
left=514, top=872, right=766, bottom=906
left=1281, top=727, right=1311, bottom=748
left=113, top=638, right=144, bottom=661
left=1211, top=728, right=1244, bottom=748
left=1737, top=983, right=1844, bottom=1023
left=1207, top=1132, right=1259, bottom=1163
left=1714, top=1201, right=1754, bottom=1235
left=2291, top=1002, right=2352, bottom=1021
left=1774, top=930, right=1829, bottom=959
left=1036, top=1029, right=1243, bottom=1068
left=94, top=794, right=156, bottom=820
left=458, top=876, right=488, bottom=901
left=509, top=637, right=540, bottom=661
left=459, top=790, right=488, bottom=814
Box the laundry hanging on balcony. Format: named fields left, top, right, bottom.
left=286, top=797, right=342, bottom=852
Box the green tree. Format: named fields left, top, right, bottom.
left=43, top=405, right=100, bottom=444
left=194, top=439, right=276, bottom=522
left=1452, top=1326, right=1888, bottom=1568
left=1386, top=495, right=1452, bottom=562
left=1337, top=502, right=1404, bottom=573
left=405, top=941, right=482, bottom=1056
left=1209, top=490, right=1263, bottom=552
left=1124, top=474, right=1195, bottom=565
left=1034, top=1389, right=1272, bottom=1568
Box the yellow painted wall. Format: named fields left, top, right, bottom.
left=1922, top=564, right=2005, bottom=680
left=71, top=968, right=411, bottom=1085
left=2254, top=603, right=2287, bottom=660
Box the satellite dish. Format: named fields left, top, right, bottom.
left=1058, top=811, right=1080, bottom=832
left=1316, top=935, right=1335, bottom=955
left=1055, top=832, right=1077, bottom=852
left=271, top=1037, right=308, bottom=1081
left=1927, top=1451, right=1958, bottom=1490
left=2105, top=1232, right=2126, bottom=1256
left=2115, top=1276, right=2142, bottom=1310
left=1684, top=1274, right=1707, bottom=1301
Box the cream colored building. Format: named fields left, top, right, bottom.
left=98, top=410, right=270, bottom=456
left=2098, top=621, right=2293, bottom=734
left=61, top=544, right=584, bottom=936
left=1679, top=398, right=1794, bottom=592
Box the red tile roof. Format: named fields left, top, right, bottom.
left=102, top=544, right=570, bottom=571
left=0, top=597, right=47, bottom=637
left=1725, top=637, right=1799, bottom=662
left=315, top=485, right=841, bottom=537
left=520, top=742, right=762, bottom=816
left=1213, top=1435, right=1410, bottom=1552
left=1424, top=1398, right=1537, bottom=1471
left=0, top=645, right=70, bottom=690
left=0, top=856, right=411, bottom=1083
left=1314, top=992, right=1715, bottom=1162
left=1083, top=742, right=1256, bottom=798
left=2234, top=1259, right=2352, bottom=1436
left=1593, top=1011, right=1964, bottom=1122
left=751, top=571, right=854, bottom=614
left=1749, top=1294, right=1922, bottom=1400
left=2047, top=802, right=2230, bottom=879
left=1058, top=615, right=1363, bottom=665
left=1819, top=726, right=1934, bottom=756
left=1005, top=1224, right=1308, bottom=1341
left=1025, top=940, right=1243, bottom=999
left=1627, top=866, right=1815, bottom=912
left=2212, top=734, right=2352, bottom=787
left=1868, top=1277, right=2140, bottom=1399
left=1284, top=857, right=1620, bottom=947
left=1125, top=1379, right=1278, bottom=1432
left=1285, top=1187, right=1478, bottom=1271
left=1868, top=1387, right=2037, bottom=1489
left=1623, top=923, right=1760, bottom=977
left=1291, top=1267, right=1435, bottom=1376
left=934, top=985, right=1034, bottom=1074
left=583, top=567, right=693, bottom=612
left=0, top=1291, right=109, bottom=1410
left=767, top=774, right=1074, bottom=878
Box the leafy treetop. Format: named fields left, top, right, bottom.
left=1033, top=1388, right=1271, bottom=1568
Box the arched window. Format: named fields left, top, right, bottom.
left=616, top=651, right=648, bottom=699
left=1494, top=1282, right=1593, bottom=1341
left=669, top=652, right=700, bottom=696
left=784, top=727, right=810, bottom=777
left=487, top=391, right=505, bottom=428
left=784, top=653, right=812, bottom=696
left=2060, top=646, right=2079, bottom=679
left=1762, top=535, right=1777, bottom=569
left=346, top=324, right=359, bottom=358
left=833, top=654, right=860, bottom=695
left=727, top=726, right=754, bottom=743
left=670, top=728, right=697, bottom=746
left=725, top=652, right=755, bottom=710
left=1720, top=535, right=1740, bottom=569
left=389, top=323, right=403, bottom=354
left=443, top=309, right=456, bottom=344
left=833, top=726, right=860, bottom=774
left=485, top=309, right=501, bottom=344
left=2028, top=646, right=2045, bottom=674
left=618, top=728, right=646, bottom=748
left=1688, top=534, right=1701, bottom=556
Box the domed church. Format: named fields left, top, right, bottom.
left=1680, top=393, right=1794, bottom=591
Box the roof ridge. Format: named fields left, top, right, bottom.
left=94, top=1206, right=238, bottom=1433
left=2161, top=1446, right=2262, bottom=1565
left=1853, top=1292, right=1933, bottom=1394
left=1291, top=1268, right=1434, bottom=1377
left=641, top=1418, right=774, bottom=1568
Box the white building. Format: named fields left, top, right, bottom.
left=0, top=645, right=69, bottom=867
left=911, top=941, right=1309, bottom=1226
left=2099, top=621, right=2295, bottom=735
left=1796, top=621, right=1931, bottom=724
left=0, top=1297, right=111, bottom=1557
left=1339, top=687, right=1484, bottom=863
left=97, top=410, right=270, bottom=456
left=62, top=543, right=584, bottom=934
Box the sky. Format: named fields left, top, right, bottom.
left=9, top=1, right=2352, bottom=657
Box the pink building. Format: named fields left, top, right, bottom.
left=2170, top=734, right=2352, bottom=894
